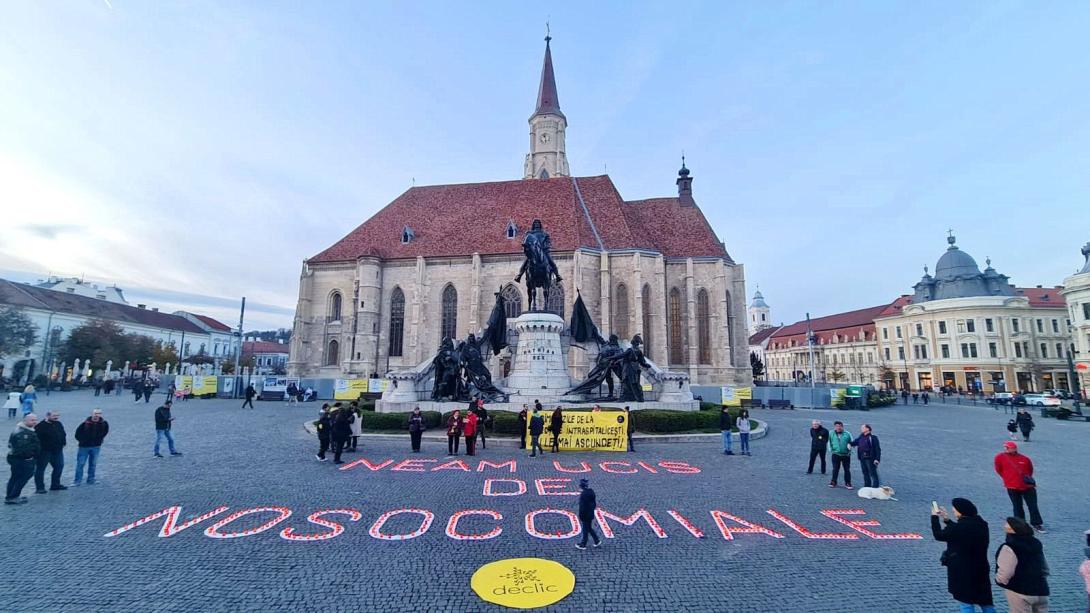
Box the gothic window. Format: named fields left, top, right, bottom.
left=697, top=289, right=711, bottom=364
left=539, top=168, right=550, bottom=179
left=501, top=284, right=522, bottom=320
left=546, top=283, right=565, bottom=319
left=505, top=221, right=518, bottom=239
left=326, top=339, right=339, bottom=366
left=440, top=284, right=458, bottom=341
left=614, top=283, right=629, bottom=340
left=641, top=284, right=653, bottom=351
left=725, top=290, right=736, bottom=366
left=329, top=291, right=342, bottom=322
left=669, top=287, right=685, bottom=364
left=388, top=287, right=405, bottom=357
left=401, top=226, right=414, bottom=244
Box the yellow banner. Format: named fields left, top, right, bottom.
left=175, top=375, right=192, bottom=395
left=527, top=409, right=628, bottom=452
left=334, top=378, right=369, bottom=400
left=192, top=376, right=218, bottom=395
left=721, top=386, right=751, bottom=407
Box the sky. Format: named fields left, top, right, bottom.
left=2, top=1, right=1089, bottom=331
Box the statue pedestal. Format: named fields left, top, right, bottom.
left=503, top=311, right=571, bottom=403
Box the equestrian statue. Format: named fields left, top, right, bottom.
left=514, top=218, right=562, bottom=312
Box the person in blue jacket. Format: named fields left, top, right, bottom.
left=853, top=423, right=881, bottom=488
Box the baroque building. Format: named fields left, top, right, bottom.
left=1060, top=241, right=1090, bottom=397
left=288, top=38, right=749, bottom=386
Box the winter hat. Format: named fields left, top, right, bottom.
left=951, top=498, right=978, bottom=517
left=1003, top=441, right=1017, bottom=450
left=578, top=478, right=589, bottom=488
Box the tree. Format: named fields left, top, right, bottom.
left=828, top=367, right=846, bottom=384
left=749, top=351, right=765, bottom=381
left=0, top=307, right=37, bottom=359
left=59, top=320, right=127, bottom=368
left=151, top=340, right=179, bottom=366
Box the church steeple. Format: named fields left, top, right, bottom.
left=524, top=34, right=569, bottom=180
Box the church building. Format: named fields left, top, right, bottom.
left=288, top=38, right=749, bottom=386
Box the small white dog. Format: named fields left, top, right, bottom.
left=856, top=486, right=897, bottom=501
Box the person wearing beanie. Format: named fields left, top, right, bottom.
left=575, top=478, right=601, bottom=550
left=994, top=441, right=1044, bottom=532
left=931, top=497, right=995, bottom=612
left=995, top=517, right=1049, bottom=612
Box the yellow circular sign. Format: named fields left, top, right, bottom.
left=471, top=557, right=575, bottom=609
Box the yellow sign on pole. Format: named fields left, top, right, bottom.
left=471, top=557, right=575, bottom=609
left=721, top=386, right=752, bottom=407
left=334, top=379, right=368, bottom=400
left=526, top=409, right=628, bottom=452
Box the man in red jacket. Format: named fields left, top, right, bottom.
left=994, top=441, right=1044, bottom=532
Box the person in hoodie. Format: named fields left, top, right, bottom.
left=574, top=478, right=601, bottom=550
left=407, top=407, right=426, bottom=453
left=33, top=411, right=67, bottom=493
left=931, top=498, right=996, bottom=613
left=73, top=409, right=108, bottom=485
left=995, top=517, right=1050, bottom=612
left=6, top=413, right=39, bottom=504
left=854, top=423, right=881, bottom=488
left=528, top=409, right=545, bottom=458
left=994, top=441, right=1044, bottom=532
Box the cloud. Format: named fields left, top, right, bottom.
left=20, top=223, right=81, bottom=239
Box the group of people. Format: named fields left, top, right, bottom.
left=719, top=407, right=754, bottom=456
left=314, top=402, right=362, bottom=463
left=1007, top=408, right=1036, bottom=442
left=443, top=400, right=491, bottom=456
left=804, top=420, right=882, bottom=489
left=5, top=409, right=110, bottom=504
left=901, top=389, right=932, bottom=405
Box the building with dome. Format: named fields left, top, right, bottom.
left=286, top=38, right=750, bottom=386
left=748, top=288, right=772, bottom=332
left=1060, top=241, right=1090, bottom=398
left=762, top=234, right=1073, bottom=393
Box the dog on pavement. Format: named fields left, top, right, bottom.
left=856, top=485, right=897, bottom=501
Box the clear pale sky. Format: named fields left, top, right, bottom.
left=2, top=1, right=1088, bottom=331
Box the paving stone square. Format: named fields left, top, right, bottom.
left=2, top=390, right=1087, bottom=612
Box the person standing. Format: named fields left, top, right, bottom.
left=5, top=413, right=39, bottom=504
left=242, top=384, right=256, bottom=409
left=1006, top=419, right=1019, bottom=440
left=719, top=407, right=734, bottom=455
left=807, top=420, right=829, bottom=475
left=854, top=424, right=881, bottom=488
left=625, top=406, right=635, bottom=452
left=901, top=389, right=909, bottom=405
left=408, top=407, right=426, bottom=453
left=994, top=441, right=1044, bottom=532
left=829, top=421, right=853, bottom=489
left=153, top=400, right=182, bottom=458
left=1078, top=538, right=1090, bottom=613
left=474, top=400, right=488, bottom=450
left=549, top=406, right=564, bottom=453
left=73, top=409, right=108, bottom=485
left=528, top=409, right=544, bottom=458
left=33, top=411, right=67, bottom=493
left=5, top=390, right=20, bottom=419
left=331, top=403, right=353, bottom=464
left=574, top=478, right=601, bottom=550
left=347, top=403, right=361, bottom=452
left=464, top=409, right=478, bottom=457
left=93, top=379, right=102, bottom=397
left=931, top=498, right=996, bottom=613
left=132, top=380, right=143, bottom=403
left=315, top=405, right=332, bottom=461
left=923, top=391, right=930, bottom=405
left=995, top=517, right=1050, bottom=612
left=1015, top=409, right=1035, bottom=442
left=20, top=385, right=36, bottom=416
left=142, top=382, right=153, bottom=404
left=446, top=410, right=464, bottom=456
left=517, top=404, right=528, bottom=450
left=736, top=409, right=752, bottom=456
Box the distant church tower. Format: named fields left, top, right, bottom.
left=749, top=288, right=771, bottom=331
left=524, top=35, right=569, bottom=179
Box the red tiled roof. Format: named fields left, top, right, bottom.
left=192, top=313, right=232, bottom=332
left=748, top=326, right=781, bottom=346
left=308, top=175, right=728, bottom=262
left=1016, top=287, right=1066, bottom=308
left=243, top=341, right=290, bottom=355
left=768, top=297, right=912, bottom=349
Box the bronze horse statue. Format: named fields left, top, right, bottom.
left=514, top=219, right=561, bottom=312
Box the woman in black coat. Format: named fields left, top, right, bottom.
left=549, top=406, right=564, bottom=453
left=930, top=498, right=995, bottom=612
left=330, top=405, right=354, bottom=464
left=1015, top=409, right=1034, bottom=442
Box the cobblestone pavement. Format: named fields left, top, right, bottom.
left=1, top=391, right=1087, bottom=612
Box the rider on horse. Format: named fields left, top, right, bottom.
left=514, top=219, right=562, bottom=283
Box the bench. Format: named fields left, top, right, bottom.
left=740, top=399, right=762, bottom=409
left=767, top=399, right=792, bottom=410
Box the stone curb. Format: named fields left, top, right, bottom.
left=302, top=419, right=768, bottom=446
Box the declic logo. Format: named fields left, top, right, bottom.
left=472, top=558, right=574, bottom=608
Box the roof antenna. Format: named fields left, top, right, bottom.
left=545, top=18, right=551, bottom=42
left=411, top=177, right=415, bottom=187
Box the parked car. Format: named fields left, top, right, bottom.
left=1044, top=389, right=1073, bottom=400
left=1021, top=393, right=1061, bottom=407
left=989, top=392, right=1015, bottom=405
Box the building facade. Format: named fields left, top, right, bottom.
left=1060, top=241, right=1090, bottom=397
left=748, top=289, right=771, bottom=332
left=288, top=38, right=750, bottom=387
left=242, top=340, right=290, bottom=375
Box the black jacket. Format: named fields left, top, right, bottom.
left=154, top=405, right=172, bottom=430
left=316, top=413, right=333, bottom=439
left=34, top=420, right=67, bottom=452
left=931, top=515, right=994, bottom=606
left=996, top=534, right=1050, bottom=597
left=853, top=433, right=881, bottom=461
left=810, top=426, right=829, bottom=450
left=75, top=419, right=109, bottom=448
left=408, top=413, right=426, bottom=433
left=719, top=410, right=733, bottom=431
left=245, top=386, right=256, bottom=399
left=529, top=414, right=545, bottom=436
left=7, top=425, right=39, bottom=460
left=332, top=410, right=354, bottom=439
left=549, top=410, right=564, bottom=434
left=578, top=487, right=597, bottom=519
left=1015, top=413, right=1034, bottom=433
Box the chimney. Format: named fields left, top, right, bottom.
left=137, top=304, right=146, bottom=309
left=676, top=157, right=694, bottom=207
left=152, top=307, right=159, bottom=312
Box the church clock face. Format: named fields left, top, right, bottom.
left=540, top=133, right=550, bottom=144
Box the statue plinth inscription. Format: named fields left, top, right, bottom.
left=503, top=312, right=571, bottom=402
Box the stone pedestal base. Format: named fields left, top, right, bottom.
left=502, top=311, right=571, bottom=403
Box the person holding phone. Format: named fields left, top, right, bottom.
left=931, top=498, right=995, bottom=613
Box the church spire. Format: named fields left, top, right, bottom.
left=524, top=34, right=569, bottom=179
